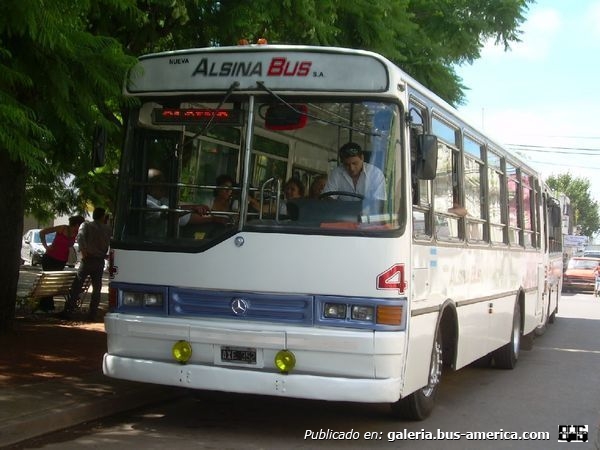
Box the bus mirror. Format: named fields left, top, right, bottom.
left=415, top=134, right=438, bottom=180
left=264, top=104, right=308, bottom=130
left=92, top=126, right=107, bottom=167
left=550, top=204, right=562, bottom=227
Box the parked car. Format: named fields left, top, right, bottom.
left=562, top=256, right=600, bottom=292
left=21, top=229, right=78, bottom=267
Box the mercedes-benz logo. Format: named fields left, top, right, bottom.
left=230, top=297, right=249, bottom=316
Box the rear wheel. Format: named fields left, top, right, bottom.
left=549, top=297, right=557, bottom=323
left=471, top=353, right=493, bottom=368
left=493, top=301, right=521, bottom=369
left=391, top=328, right=443, bottom=420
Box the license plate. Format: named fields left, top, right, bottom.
left=220, top=346, right=257, bottom=364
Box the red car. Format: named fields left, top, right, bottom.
left=562, top=257, right=600, bottom=293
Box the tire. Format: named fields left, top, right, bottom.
left=548, top=289, right=559, bottom=324
left=548, top=290, right=556, bottom=324
left=535, top=295, right=550, bottom=337
left=471, top=353, right=493, bottom=368
left=391, top=328, right=443, bottom=420
left=493, top=301, right=521, bottom=369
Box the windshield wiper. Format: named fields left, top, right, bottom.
left=255, top=81, right=381, bottom=137
left=183, top=81, right=240, bottom=147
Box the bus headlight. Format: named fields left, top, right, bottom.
left=121, top=291, right=163, bottom=307
left=351, top=305, right=374, bottom=321
left=323, top=302, right=346, bottom=319
left=144, top=293, right=163, bottom=307
left=123, top=292, right=142, bottom=306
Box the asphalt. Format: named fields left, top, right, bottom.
left=0, top=268, right=185, bottom=448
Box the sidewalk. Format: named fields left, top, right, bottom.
left=0, top=268, right=184, bottom=447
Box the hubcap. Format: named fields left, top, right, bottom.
left=422, top=336, right=442, bottom=397
left=512, top=309, right=521, bottom=357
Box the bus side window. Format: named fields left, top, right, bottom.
left=410, top=126, right=433, bottom=239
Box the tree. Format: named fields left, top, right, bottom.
left=0, top=0, right=136, bottom=333
left=0, top=0, right=532, bottom=333
left=87, top=0, right=532, bottom=106
left=546, top=173, right=600, bottom=238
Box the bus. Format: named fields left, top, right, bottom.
left=102, top=43, right=563, bottom=419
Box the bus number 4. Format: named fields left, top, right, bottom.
left=376, top=264, right=407, bottom=294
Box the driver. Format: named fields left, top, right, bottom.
left=322, top=142, right=386, bottom=201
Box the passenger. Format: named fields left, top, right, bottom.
left=279, top=178, right=305, bottom=216
left=208, top=174, right=236, bottom=212
left=146, top=169, right=209, bottom=225
left=248, top=177, right=305, bottom=217
left=284, top=178, right=305, bottom=201
left=309, top=174, right=327, bottom=199
left=448, top=190, right=468, bottom=217
left=322, top=142, right=386, bottom=201
left=206, top=174, right=239, bottom=224
left=448, top=201, right=468, bottom=217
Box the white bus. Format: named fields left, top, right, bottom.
left=103, top=43, right=563, bottom=419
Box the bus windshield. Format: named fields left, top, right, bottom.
left=114, top=97, right=404, bottom=248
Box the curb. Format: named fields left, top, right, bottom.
left=0, top=375, right=184, bottom=447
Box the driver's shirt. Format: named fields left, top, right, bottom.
left=323, top=162, right=386, bottom=201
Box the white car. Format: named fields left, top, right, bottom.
left=21, top=229, right=78, bottom=267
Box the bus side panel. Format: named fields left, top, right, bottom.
left=400, top=312, right=438, bottom=397
left=522, top=288, right=540, bottom=336
left=487, top=294, right=520, bottom=359
left=454, top=300, right=494, bottom=370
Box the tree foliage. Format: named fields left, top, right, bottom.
left=546, top=173, right=600, bottom=239
left=0, top=0, right=532, bottom=333
left=0, top=0, right=136, bottom=332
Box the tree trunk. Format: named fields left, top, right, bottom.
left=0, top=150, right=26, bottom=334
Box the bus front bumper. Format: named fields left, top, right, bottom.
left=103, top=353, right=402, bottom=403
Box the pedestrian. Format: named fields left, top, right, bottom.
left=37, top=215, right=86, bottom=312
left=61, top=207, right=111, bottom=321
left=594, top=262, right=600, bottom=297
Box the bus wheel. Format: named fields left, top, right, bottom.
left=548, top=290, right=558, bottom=324
left=493, top=301, right=521, bottom=369
left=391, top=328, right=442, bottom=420
left=471, top=353, right=493, bottom=368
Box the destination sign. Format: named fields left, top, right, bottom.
left=126, top=48, right=389, bottom=93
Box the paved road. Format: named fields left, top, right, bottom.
left=18, top=291, right=600, bottom=450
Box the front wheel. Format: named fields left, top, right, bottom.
left=493, top=301, right=521, bottom=369
left=391, top=328, right=443, bottom=420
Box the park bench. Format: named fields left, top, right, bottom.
left=16, top=270, right=90, bottom=314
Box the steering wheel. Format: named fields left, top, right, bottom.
left=319, top=190, right=364, bottom=200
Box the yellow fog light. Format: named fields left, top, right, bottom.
left=274, top=349, right=296, bottom=374
left=172, top=340, right=192, bottom=364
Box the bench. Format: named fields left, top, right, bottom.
left=16, top=270, right=91, bottom=314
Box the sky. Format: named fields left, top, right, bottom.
left=455, top=0, right=600, bottom=201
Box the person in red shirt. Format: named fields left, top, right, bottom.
left=38, top=215, right=86, bottom=311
